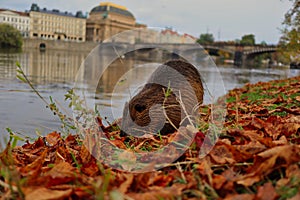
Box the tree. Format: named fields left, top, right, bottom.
left=197, top=33, right=214, bottom=45
left=240, top=34, right=255, bottom=45
left=260, top=41, right=267, bottom=46
left=0, top=24, right=23, bottom=49
left=279, top=0, right=300, bottom=63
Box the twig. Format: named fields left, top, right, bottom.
left=177, top=90, right=194, bottom=126
left=162, top=88, right=179, bottom=131
left=176, top=162, right=187, bottom=183
left=16, top=63, right=48, bottom=106
left=54, top=99, right=73, bottom=121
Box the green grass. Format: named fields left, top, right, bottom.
left=290, top=92, right=300, bottom=99
left=226, top=96, right=236, bottom=103
left=277, top=176, right=300, bottom=200
left=240, top=92, right=274, bottom=103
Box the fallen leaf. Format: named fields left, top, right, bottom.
left=255, top=182, right=278, bottom=200
left=44, top=132, right=62, bottom=146
left=119, top=174, right=134, bottom=194
left=224, top=193, right=255, bottom=200
left=24, top=187, right=72, bottom=200
left=237, top=145, right=300, bottom=186
left=127, top=183, right=186, bottom=200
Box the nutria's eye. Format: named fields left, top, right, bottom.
left=135, top=104, right=146, bottom=113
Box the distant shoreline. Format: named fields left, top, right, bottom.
left=23, top=38, right=98, bottom=52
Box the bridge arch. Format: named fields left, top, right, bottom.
left=243, top=48, right=277, bottom=58
left=203, top=46, right=234, bottom=57
left=242, top=48, right=278, bottom=66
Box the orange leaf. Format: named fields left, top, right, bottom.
left=224, top=193, right=255, bottom=200
left=119, top=174, right=134, bottom=194
left=255, top=182, right=278, bottom=200
left=237, top=145, right=300, bottom=186
left=45, top=132, right=62, bottom=146
left=40, top=162, right=77, bottom=187
left=45, top=162, right=75, bottom=178
left=20, top=149, right=47, bottom=177
left=24, top=187, right=72, bottom=200
left=127, top=183, right=186, bottom=200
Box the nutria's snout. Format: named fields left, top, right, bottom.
left=121, top=59, right=204, bottom=137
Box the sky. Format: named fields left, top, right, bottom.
left=0, top=0, right=293, bottom=44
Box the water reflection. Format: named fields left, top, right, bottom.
left=0, top=49, right=88, bottom=145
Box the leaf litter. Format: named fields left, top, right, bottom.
left=1, top=76, right=300, bottom=199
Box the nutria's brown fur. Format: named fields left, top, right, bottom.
left=121, top=59, right=204, bottom=136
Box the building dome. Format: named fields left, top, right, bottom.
left=90, top=2, right=135, bottom=19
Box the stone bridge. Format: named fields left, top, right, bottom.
left=200, top=44, right=278, bottom=66
left=23, top=39, right=278, bottom=66
left=99, top=42, right=278, bottom=66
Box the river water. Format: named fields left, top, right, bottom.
left=0, top=48, right=299, bottom=146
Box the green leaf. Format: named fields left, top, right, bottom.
left=16, top=61, right=21, bottom=68
left=16, top=74, right=27, bottom=83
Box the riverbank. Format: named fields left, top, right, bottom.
left=0, top=76, right=300, bottom=199
left=22, top=38, right=98, bottom=52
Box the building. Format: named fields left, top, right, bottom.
left=160, top=29, right=181, bottom=43
left=86, top=2, right=144, bottom=42
left=182, top=33, right=197, bottom=44
left=0, top=9, right=30, bottom=37
left=160, top=29, right=197, bottom=44
left=29, top=3, right=86, bottom=42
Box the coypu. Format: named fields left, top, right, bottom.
left=120, top=59, right=204, bottom=137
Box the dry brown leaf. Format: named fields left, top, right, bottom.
left=288, top=192, right=300, bottom=200
left=44, top=132, right=62, bottom=146
left=272, top=135, right=288, bottom=146
left=285, top=164, right=300, bottom=179
left=127, top=183, right=186, bottom=200
left=255, top=182, right=278, bottom=200
left=209, top=143, right=235, bottom=164
left=224, top=193, right=255, bottom=200
left=237, top=145, right=300, bottom=186
left=44, top=161, right=76, bottom=178
left=19, top=149, right=47, bottom=177
left=209, top=142, right=252, bottom=164
left=119, top=174, right=134, bottom=194
left=281, top=122, right=300, bottom=137
left=234, top=140, right=266, bottom=155
left=24, top=187, right=72, bottom=200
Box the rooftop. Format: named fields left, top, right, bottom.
left=29, top=3, right=86, bottom=18
left=90, top=2, right=135, bottom=18
left=0, top=9, right=29, bottom=17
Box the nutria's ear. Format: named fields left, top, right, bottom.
left=134, top=104, right=146, bottom=113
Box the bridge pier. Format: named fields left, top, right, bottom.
left=234, top=50, right=243, bottom=67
